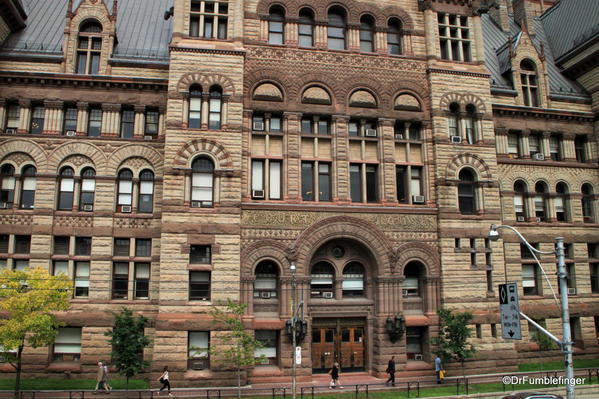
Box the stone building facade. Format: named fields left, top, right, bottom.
left=0, top=0, right=597, bottom=386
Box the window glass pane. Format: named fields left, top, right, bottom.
left=140, top=181, right=153, bottom=195
left=269, top=161, right=281, bottom=199
left=318, top=163, right=331, bottom=201
left=136, top=239, right=151, bottom=257
left=119, top=180, right=133, bottom=194
left=301, top=162, right=314, bottom=201
left=53, top=261, right=68, bottom=276
left=252, top=161, right=264, bottom=191
left=350, top=165, right=361, bottom=202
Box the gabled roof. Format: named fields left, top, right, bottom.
left=481, top=12, right=588, bottom=100
left=0, top=0, right=173, bottom=62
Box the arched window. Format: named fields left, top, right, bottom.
left=117, top=169, right=133, bottom=212
left=191, top=157, right=214, bottom=208
left=448, top=103, right=460, bottom=139
left=188, top=84, right=203, bottom=129
left=0, top=164, right=16, bottom=208
left=387, top=18, right=402, bottom=55
left=582, top=184, right=594, bottom=223
left=20, top=166, right=36, bottom=209
left=208, top=86, right=222, bottom=130
left=520, top=60, right=539, bottom=107
left=58, top=167, right=75, bottom=210
left=76, top=20, right=102, bottom=74
left=403, top=261, right=424, bottom=297
left=458, top=168, right=477, bottom=214
left=268, top=6, right=285, bottom=45
left=555, top=182, right=569, bottom=222
left=342, top=262, right=365, bottom=297
left=534, top=181, right=548, bottom=222
left=513, top=180, right=527, bottom=221
left=327, top=7, right=347, bottom=50
left=138, top=169, right=154, bottom=213
left=464, top=104, right=478, bottom=144
left=298, top=8, right=314, bottom=47
left=311, top=261, right=335, bottom=299
left=359, top=15, right=375, bottom=52
left=254, top=261, right=279, bottom=299
left=79, top=167, right=95, bottom=211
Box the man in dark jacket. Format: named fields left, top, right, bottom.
left=385, top=356, right=396, bottom=386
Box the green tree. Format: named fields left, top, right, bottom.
left=104, top=308, right=150, bottom=393
left=430, top=308, right=476, bottom=378
left=0, top=267, right=71, bottom=399
left=210, top=299, right=264, bottom=398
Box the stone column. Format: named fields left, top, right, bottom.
left=495, top=128, right=508, bottom=154
left=471, top=15, right=485, bottom=63
left=520, top=130, right=531, bottom=158
left=101, top=103, right=121, bottom=137
left=0, top=100, right=6, bottom=129
left=221, top=95, right=230, bottom=129
left=541, top=131, right=551, bottom=158
left=43, top=100, right=63, bottom=135
left=72, top=177, right=81, bottom=212
left=314, top=21, right=327, bottom=49
left=158, top=105, right=166, bottom=137
left=379, top=118, right=396, bottom=204
left=17, top=99, right=31, bottom=134
left=76, top=102, right=89, bottom=136
left=423, top=9, right=438, bottom=57
left=375, top=28, right=386, bottom=54
left=285, top=18, right=298, bottom=46
left=562, top=132, right=577, bottom=161
left=283, top=112, right=301, bottom=201
left=200, top=93, right=209, bottom=130
left=347, top=23, right=360, bottom=51
left=333, top=115, right=350, bottom=203
left=402, top=30, right=413, bottom=55
left=525, top=192, right=536, bottom=221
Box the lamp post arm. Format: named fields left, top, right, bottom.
left=519, top=312, right=562, bottom=347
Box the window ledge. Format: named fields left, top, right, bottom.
left=187, top=264, right=213, bottom=271
left=184, top=369, right=213, bottom=380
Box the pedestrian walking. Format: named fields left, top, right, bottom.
left=94, top=361, right=108, bottom=393
left=385, top=356, right=396, bottom=386
left=328, top=362, right=343, bottom=389
left=434, top=355, right=443, bottom=384
left=157, top=366, right=173, bottom=397
left=103, top=363, right=112, bottom=392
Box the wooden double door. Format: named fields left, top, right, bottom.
left=311, top=322, right=365, bottom=373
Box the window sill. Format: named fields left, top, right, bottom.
left=188, top=264, right=213, bottom=271
left=47, top=361, right=81, bottom=373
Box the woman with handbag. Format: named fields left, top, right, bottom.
left=157, top=366, right=173, bottom=397
left=328, top=362, right=343, bottom=389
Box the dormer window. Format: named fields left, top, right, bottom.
left=520, top=60, right=539, bottom=107
left=76, top=20, right=102, bottom=75
left=190, top=0, right=228, bottom=39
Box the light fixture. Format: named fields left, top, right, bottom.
left=386, top=315, right=405, bottom=343
left=488, top=224, right=500, bottom=241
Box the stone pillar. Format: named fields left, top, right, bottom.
left=375, top=28, right=386, bottom=54
left=520, top=130, right=531, bottom=158
left=131, top=178, right=139, bottom=212
left=402, top=31, right=413, bottom=55
left=283, top=112, right=301, bottom=201
left=525, top=192, right=536, bottom=221
left=562, top=132, right=577, bottom=161
left=72, top=177, right=81, bottom=212
left=333, top=115, right=350, bottom=202
left=423, top=9, right=438, bottom=57
left=76, top=102, right=88, bottom=136
left=347, top=24, right=359, bottom=51
left=285, top=19, right=298, bottom=46
left=0, top=100, right=6, bottom=129
left=43, top=100, right=63, bottom=135
left=379, top=118, right=396, bottom=204
left=200, top=94, right=209, bottom=130
left=471, top=16, right=485, bottom=63
left=101, top=103, right=121, bottom=137
left=314, top=22, right=327, bottom=49
left=541, top=131, right=551, bottom=158
left=221, top=96, right=230, bottom=129
left=259, top=17, right=268, bottom=42
left=495, top=128, right=508, bottom=154
left=134, top=105, right=146, bottom=138
left=158, top=106, right=166, bottom=137
left=17, top=99, right=31, bottom=134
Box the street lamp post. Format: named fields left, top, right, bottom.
left=489, top=224, right=574, bottom=399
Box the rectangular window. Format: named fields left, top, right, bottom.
left=317, top=119, right=330, bottom=135
left=491, top=323, right=497, bottom=338
left=14, top=235, right=30, bottom=254
left=507, top=133, right=519, bottom=157
left=134, top=263, right=150, bottom=299
left=301, top=162, right=314, bottom=201
left=520, top=243, right=539, bottom=259
left=88, top=107, right=102, bottom=137
left=53, top=327, right=81, bottom=362
left=189, top=271, right=211, bottom=300
left=298, top=20, right=313, bottom=47
left=74, top=261, right=90, bottom=298
left=549, top=135, right=561, bottom=161
left=328, top=25, right=346, bottom=50
left=139, top=179, right=154, bottom=213
left=522, top=264, right=539, bottom=296
left=188, top=331, right=210, bottom=370
left=114, top=238, right=130, bottom=257
left=135, top=239, right=151, bottom=258
left=5, top=103, right=19, bottom=129
left=575, top=136, right=587, bottom=162
left=54, top=236, right=70, bottom=255
left=112, top=262, right=129, bottom=299
left=145, top=110, right=159, bottom=136
left=30, top=105, right=45, bottom=134
left=396, top=166, right=407, bottom=203
left=190, top=0, right=228, bottom=39
left=591, top=263, right=599, bottom=294
left=190, top=245, right=211, bottom=264
left=255, top=330, right=278, bottom=365
left=318, top=163, right=331, bottom=201
left=269, top=161, right=282, bottom=200
left=63, top=107, right=78, bottom=134
left=75, top=237, right=92, bottom=256
left=53, top=260, right=69, bottom=276
left=301, top=118, right=312, bottom=134
left=410, top=167, right=423, bottom=197
left=438, top=13, right=471, bottom=62
left=589, top=243, right=599, bottom=259
left=350, top=164, right=362, bottom=202
left=528, top=134, right=541, bottom=156
left=120, top=108, right=135, bottom=139
left=268, top=19, right=284, bottom=45
left=366, top=165, right=378, bottom=203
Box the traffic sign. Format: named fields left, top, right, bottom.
left=499, top=282, right=522, bottom=340
left=295, top=346, right=302, bottom=365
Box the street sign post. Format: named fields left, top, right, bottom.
left=499, top=282, right=522, bottom=340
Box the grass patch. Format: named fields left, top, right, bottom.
left=0, top=379, right=149, bottom=390
left=518, top=358, right=599, bottom=372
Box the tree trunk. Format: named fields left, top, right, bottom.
left=13, top=345, right=24, bottom=399
left=126, top=375, right=130, bottom=398
left=237, top=365, right=241, bottom=399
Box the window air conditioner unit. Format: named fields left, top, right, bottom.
left=260, top=291, right=271, bottom=299
left=414, top=354, right=423, bottom=361
left=253, top=121, right=265, bottom=131
left=0, top=202, right=7, bottom=209
left=121, top=205, right=132, bottom=213
left=365, top=129, right=377, bottom=137
left=191, top=201, right=201, bottom=208
left=144, top=135, right=154, bottom=140
left=516, top=216, right=525, bottom=222
left=65, top=130, right=76, bottom=136
left=394, top=134, right=404, bottom=140
left=535, top=217, right=542, bottom=222
left=451, top=135, right=462, bottom=144
left=412, top=195, right=425, bottom=204
left=83, top=204, right=93, bottom=212
left=323, top=292, right=334, bottom=299
left=190, top=359, right=207, bottom=370
left=533, top=153, right=545, bottom=161
left=252, top=189, right=265, bottom=199
left=567, top=288, right=577, bottom=296
left=5, top=128, right=17, bottom=134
